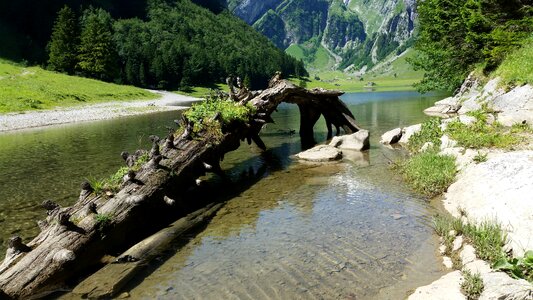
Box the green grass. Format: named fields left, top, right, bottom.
left=433, top=215, right=507, bottom=263
left=495, top=36, right=533, bottom=86
left=408, top=118, right=443, bottom=152
left=301, top=50, right=424, bottom=93
left=0, top=59, right=157, bottom=113
left=445, top=116, right=519, bottom=149
left=310, top=46, right=333, bottom=70
left=175, top=83, right=229, bottom=98
left=88, top=153, right=149, bottom=195
left=398, top=151, right=457, bottom=197
left=285, top=44, right=305, bottom=61
left=463, top=221, right=507, bottom=263
left=462, top=269, right=484, bottom=300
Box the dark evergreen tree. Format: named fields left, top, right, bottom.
left=77, top=7, right=119, bottom=80
left=47, top=6, right=79, bottom=74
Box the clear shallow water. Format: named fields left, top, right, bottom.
left=0, top=91, right=448, bottom=299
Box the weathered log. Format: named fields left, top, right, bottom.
left=0, top=74, right=361, bottom=299
left=71, top=203, right=223, bottom=299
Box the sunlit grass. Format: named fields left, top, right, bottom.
left=495, top=36, right=533, bottom=86
left=0, top=59, right=157, bottom=113
left=398, top=151, right=457, bottom=197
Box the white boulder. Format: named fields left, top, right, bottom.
left=295, top=145, right=342, bottom=162
left=408, top=271, right=465, bottom=300
left=399, top=124, right=422, bottom=144
left=329, top=130, right=370, bottom=151
left=443, top=151, right=533, bottom=256
left=380, top=127, right=402, bottom=145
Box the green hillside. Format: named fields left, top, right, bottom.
left=0, top=59, right=155, bottom=113
left=0, top=0, right=305, bottom=91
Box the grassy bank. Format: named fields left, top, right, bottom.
left=494, top=36, right=533, bottom=87
left=0, top=59, right=157, bottom=114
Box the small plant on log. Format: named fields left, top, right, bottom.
left=94, top=213, right=112, bottom=236
left=87, top=153, right=149, bottom=195
left=184, top=93, right=255, bottom=141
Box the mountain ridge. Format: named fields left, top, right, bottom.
left=228, top=0, right=416, bottom=73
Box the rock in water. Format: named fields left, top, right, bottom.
left=398, top=124, right=422, bottom=144
left=295, top=145, right=342, bottom=162
left=380, top=128, right=402, bottom=145
left=329, top=130, right=370, bottom=151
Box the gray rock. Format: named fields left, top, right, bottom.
left=440, top=135, right=458, bottom=150
left=296, top=145, right=342, bottom=162
left=330, top=130, right=370, bottom=151
left=443, top=256, right=453, bottom=269
left=424, top=97, right=462, bottom=117
left=444, top=151, right=533, bottom=256
left=493, top=84, right=533, bottom=126
left=420, top=142, right=434, bottom=152
left=480, top=272, right=533, bottom=300
left=458, top=115, right=477, bottom=126
left=380, top=127, right=402, bottom=144
left=399, top=124, right=422, bottom=144
left=408, top=270, right=465, bottom=300
left=452, top=235, right=464, bottom=252
left=380, top=128, right=402, bottom=145
left=458, top=78, right=505, bottom=115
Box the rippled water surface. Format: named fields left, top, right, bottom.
left=0, top=91, right=447, bottom=299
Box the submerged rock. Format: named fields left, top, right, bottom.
left=329, top=130, right=370, bottom=151
left=295, top=145, right=342, bottom=162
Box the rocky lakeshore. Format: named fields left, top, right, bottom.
left=381, top=75, right=533, bottom=299
left=0, top=91, right=200, bottom=133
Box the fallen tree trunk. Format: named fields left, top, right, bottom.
left=72, top=202, right=224, bottom=299
left=0, top=74, right=361, bottom=299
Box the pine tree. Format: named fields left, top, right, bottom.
left=47, top=6, right=79, bottom=74
left=77, top=7, right=119, bottom=81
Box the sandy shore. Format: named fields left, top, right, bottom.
left=0, top=91, right=201, bottom=133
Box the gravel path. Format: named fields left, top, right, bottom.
left=0, top=91, right=201, bottom=132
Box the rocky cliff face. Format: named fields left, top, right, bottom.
left=228, top=0, right=416, bottom=71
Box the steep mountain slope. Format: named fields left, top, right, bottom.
left=228, top=0, right=416, bottom=72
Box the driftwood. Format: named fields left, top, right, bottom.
left=0, top=74, right=361, bottom=299
left=72, top=202, right=223, bottom=299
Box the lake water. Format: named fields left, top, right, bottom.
left=0, top=91, right=447, bottom=299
